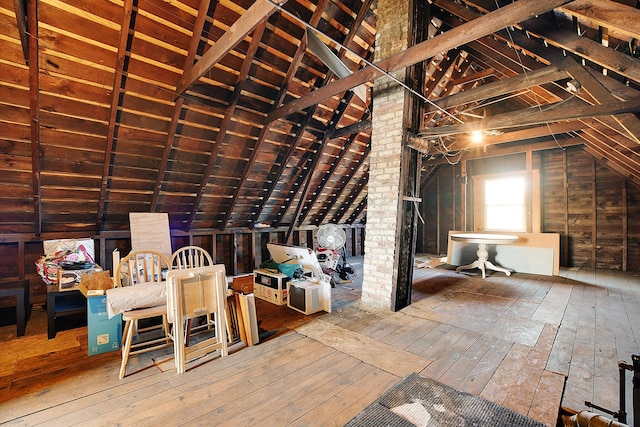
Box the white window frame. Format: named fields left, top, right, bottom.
left=472, top=171, right=540, bottom=233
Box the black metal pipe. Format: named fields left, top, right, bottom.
left=618, top=360, right=629, bottom=424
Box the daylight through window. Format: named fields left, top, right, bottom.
left=484, top=176, right=526, bottom=232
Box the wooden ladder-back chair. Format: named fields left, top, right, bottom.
left=166, top=265, right=228, bottom=374
left=170, top=246, right=214, bottom=344
left=114, top=250, right=172, bottom=379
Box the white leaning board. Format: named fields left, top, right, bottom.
left=129, top=213, right=172, bottom=259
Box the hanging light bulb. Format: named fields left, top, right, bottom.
left=471, top=130, right=484, bottom=144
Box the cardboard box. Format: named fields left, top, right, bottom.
left=253, top=269, right=289, bottom=305
left=80, top=282, right=122, bottom=356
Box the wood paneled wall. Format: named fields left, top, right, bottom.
left=418, top=146, right=640, bottom=272
left=0, top=225, right=365, bottom=306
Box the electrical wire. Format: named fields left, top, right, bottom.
left=493, top=0, right=566, bottom=151
left=263, top=0, right=465, bottom=125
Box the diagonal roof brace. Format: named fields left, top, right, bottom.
left=267, top=0, right=574, bottom=123
left=175, top=0, right=287, bottom=98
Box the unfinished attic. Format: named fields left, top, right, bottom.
left=1, top=0, right=640, bottom=425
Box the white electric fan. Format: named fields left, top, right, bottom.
left=316, top=224, right=354, bottom=284
left=317, top=223, right=347, bottom=250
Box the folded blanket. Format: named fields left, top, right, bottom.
left=106, top=282, right=166, bottom=318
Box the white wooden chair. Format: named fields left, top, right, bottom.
left=166, top=265, right=228, bottom=374
left=170, top=246, right=213, bottom=271
left=113, top=250, right=172, bottom=379
left=170, top=246, right=214, bottom=344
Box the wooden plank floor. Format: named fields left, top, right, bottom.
left=1, top=257, right=639, bottom=426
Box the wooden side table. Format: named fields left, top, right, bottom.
left=0, top=279, right=31, bottom=337
left=46, top=284, right=86, bottom=339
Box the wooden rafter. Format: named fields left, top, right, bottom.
left=279, top=19, right=375, bottom=230
left=254, top=0, right=374, bottom=227
left=451, top=68, right=495, bottom=86
left=175, top=0, right=286, bottom=97
left=314, top=136, right=371, bottom=226
left=150, top=0, right=216, bottom=215
left=221, top=0, right=331, bottom=229
left=430, top=4, right=565, bottom=105
left=267, top=0, right=573, bottom=122
left=423, top=49, right=462, bottom=100
left=581, top=132, right=640, bottom=183
left=419, top=97, right=640, bottom=137
left=12, top=0, right=28, bottom=63
left=260, top=106, right=319, bottom=228
left=424, top=65, right=569, bottom=113
left=332, top=160, right=370, bottom=225
left=27, top=0, right=39, bottom=235
left=580, top=119, right=640, bottom=159
left=294, top=91, right=356, bottom=227
left=345, top=181, right=368, bottom=224
left=96, top=0, right=134, bottom=232
left=557, top=0, right=640, bottom=41
left=186, top=22, right=268, bottom=230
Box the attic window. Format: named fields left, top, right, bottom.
left=484, top=175, right=526, bottom=232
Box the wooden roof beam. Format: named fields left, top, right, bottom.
left=174, top=0, right=286, bottom=97
left=331, top=119, right=372, bottom=139
left=560, top=56, right=640, bottom=145
left=427, top=136, right=584, bottom=164
left=557, top=0, right=640, bottom=41
left=451, top=68, right=495, bottom=86
left=430, top=5, right=566, bottom=105
left=331, top=161, right=370, bottom=225
left=424, top=65, right=569, bottom=113
left=314, top=137, right=371, bottom=226
left=267, top=0, right=573, bottom=122
left=419, top=97, right=640, bottom=137
left=27, top=0, right=40, bottom=236
left=253, top=0, right=374, bottom=227
left=186, top=22, right=268, bottom=230
left=96, top=0, right=134, bottom=232
left=222, top=0, right=331, bottom=229
left=410, top=121, right=584, bottom=154
left=12, top=0, right=28, bottom=63
left=150, top=0, right=216, bottom=216
left=518, top=17, right=640, bottom=84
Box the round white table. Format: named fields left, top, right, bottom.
left=451, top=233, right=519, bottom=278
